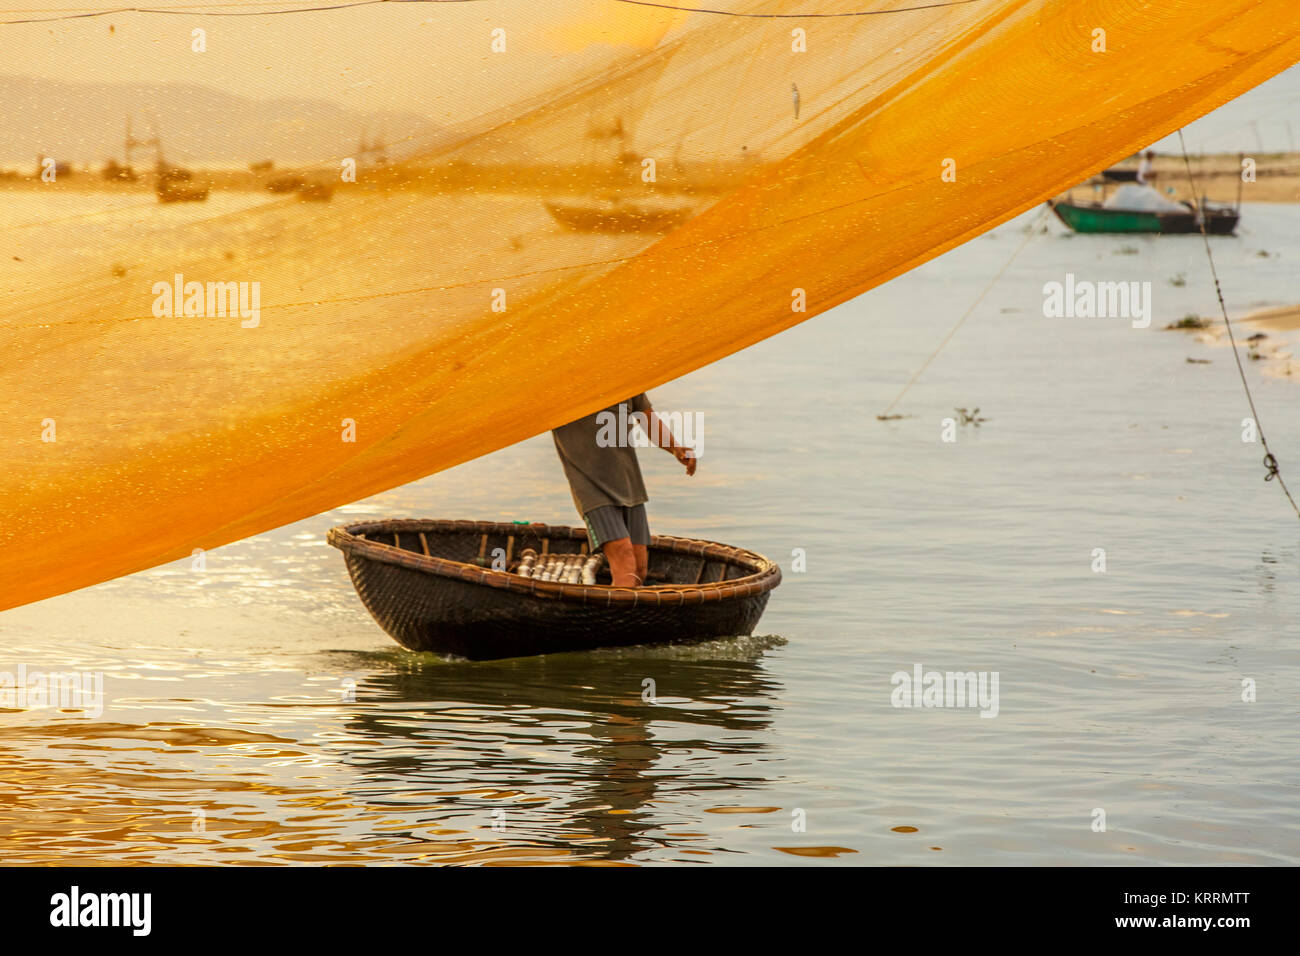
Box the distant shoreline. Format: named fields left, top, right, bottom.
left=3, top=151, right=1297, bottom=202
left=1057, top=152, right=1300, bottom=204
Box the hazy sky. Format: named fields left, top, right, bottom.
left=1152, top=67, right=1300, bottom=154
left=1, top=1, right=1295, bottom=149
left=0, top=1, right=688, bottom=121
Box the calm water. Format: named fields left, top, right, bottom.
left=3, top=197, right=1299, bottom=865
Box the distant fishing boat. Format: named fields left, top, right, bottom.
left=102, top=159, right=137, bottom=182
left=1049, top=184, right=1238, bottom=234
left=265, top=173, right=333, bottom=201
left=328, top=519, right=781, bottom=659
left=119, top=114, right=208, bottom=202
left=296, top=181, right=333, bottom=202
left=545, top=199, right=692, bottom=233
left=156, top=165, right=208, bottom=203
left=1099, top=166, right=1155, bottom=183
left=543, top=101, right=693, bottom=234
left=265, top=173, right=304, bottom=194
left=1049, top=198, right=1238, bottom=234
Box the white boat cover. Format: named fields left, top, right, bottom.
left=1102, top=184, right=1190, bottom=213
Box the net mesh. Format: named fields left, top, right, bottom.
left=2, top=0, right=1298, bottom=608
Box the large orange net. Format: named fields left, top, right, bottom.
left=2, top=1, right=1298, bottom=610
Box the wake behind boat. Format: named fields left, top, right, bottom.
left=328, top=519, right=781, bottom=660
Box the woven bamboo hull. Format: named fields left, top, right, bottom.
left=342, top=551, right=772, bottom=658
left=329, top=519, right=780, bottom=660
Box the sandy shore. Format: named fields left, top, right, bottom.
left=1239, top=304, right=1300, bottom=331
left=1067, top=152, right=1300, bottom=203
left=7, top=152, right=1300, bottom=202
left=1167, top=304, right=1300, bottom=380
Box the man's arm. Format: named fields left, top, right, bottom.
left=637, top=397, right=696, bottom=476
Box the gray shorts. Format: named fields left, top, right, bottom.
left=583, top=504, right=650, bottom=551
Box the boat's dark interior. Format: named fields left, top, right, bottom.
left=361, top=525, right=753, bottom=586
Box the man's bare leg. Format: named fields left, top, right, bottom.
left=603, top=537, right=641, bottom=587
left=633, top=544, right=648, bottom=585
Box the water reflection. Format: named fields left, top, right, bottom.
left=332, top=639, right=785, bottom=863
left=0, top=636, right=785, bottom=865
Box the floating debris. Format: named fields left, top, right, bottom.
left=704, top=806, right=781, bottom=814
left=774, top=846, right=859, bottom=858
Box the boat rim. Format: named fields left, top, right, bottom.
left=1049, top=197, right=1237, bottom=215
left=327, top=518, right=782, bottom=606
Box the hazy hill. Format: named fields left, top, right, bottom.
left=0, top=74, right=441, bottom=169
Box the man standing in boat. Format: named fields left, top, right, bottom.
left=552, top=393, right=696, bottom=587
left=1136, top=150, right=1156, bottom=185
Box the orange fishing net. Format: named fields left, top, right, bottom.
left=2, top=0, right=1298, bottom=609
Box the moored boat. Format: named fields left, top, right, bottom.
left=328, top=519, right=781, bottom=659
left=544, top=200, right=692, bottom=233
left=296, top=180, right=334, bottom=202
left=1099, top=167, right=1156, bottom=183
left=156, top=165, right=208, bottom=203
left=1049, top=198, right=1238, bottom=234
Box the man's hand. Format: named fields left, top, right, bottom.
left=672, top=444, right=697, bottom=477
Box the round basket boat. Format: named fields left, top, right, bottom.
left=327, top=519, right=781, bottom=660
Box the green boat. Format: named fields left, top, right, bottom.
left=1048, top=198, right=1238, bottom=235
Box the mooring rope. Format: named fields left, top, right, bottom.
left=877, top=203, right=1049, bottom=419
left=1176, top=128, right=1300, bottom=518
